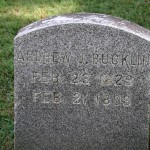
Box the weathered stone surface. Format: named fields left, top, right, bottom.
left=14, top=13, right=150, bottom=150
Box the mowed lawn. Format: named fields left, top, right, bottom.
left=0, top=0, right=149, bottom=149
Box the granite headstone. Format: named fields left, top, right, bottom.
left=14, top=13, right=150, bottom=150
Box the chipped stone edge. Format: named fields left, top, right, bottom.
left=14, top=13, right=150, bottom=42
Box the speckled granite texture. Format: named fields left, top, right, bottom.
left=14, top=13, right=150, bottom=150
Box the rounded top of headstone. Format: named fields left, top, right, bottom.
left=15, top=13, right=150, bottom=41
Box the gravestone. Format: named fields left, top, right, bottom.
left=14, top=13, right=150, bottom=150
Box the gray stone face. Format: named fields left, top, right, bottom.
left=14, top=13, right=150, bottom=150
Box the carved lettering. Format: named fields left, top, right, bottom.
left=104, top=74, right=134, bottom=86
left=61, top=52, right=71, bottom=64
left=26, top=51, right=33, bottom=61
left=71, top=73, right=79, bottom=84
left=102, top=94, right=111, bottom=106
left=122, top=54, right=128, bottom=66
left=53, top=92, right=61, bottom=104
left=115, top=75, right=122, bottom=86
left=142, top=55, right=146, bottom=66
left=82, top=73, right=90, bottom=85
left=101, top=74, right=113, bottom=86
left=95, top=93, right=131, bottom=107
left=114, top=95, right=121, bottom=106
left=78, top=53, right=84, bottom=64
left=33, top=91, right=62, bottom=104
left=93, top=53, right=99, bottom=64
left=43, top=92, right=51, bottom=103
left=112, top=54, right=118, bottom=64
left=52, top=73, right=59, bottom=83
left=131, top=54, right=137, bottom=65
left=124, top=75, right=133, bottom=86
left=42, top=70, right=49, bottom=83
left=17, top=50, right=148, bottom=68
left=18, top=51, right=24, bottom=61
left=35, top=51, right=41, bottom=62
left=102, top=54, right=108, bottom=64
left=53, top=52, right=59, bottom=62
left=33, top=91, right=131, bottom=107
left=73, top=92, right=81, bottom=104
left=43, top=52, right=51, bottom=64
left=123, top=96, right=131, bottom=107
left=31, top=70, right=60, bottom=84
left=31, top=72, right=41, bottom=83
left=33, top=92, right=41, bottom=102
left=70, top=72, right=90, bottom=85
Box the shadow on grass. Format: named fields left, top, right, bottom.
left=0, top=14, right=37, bottom=150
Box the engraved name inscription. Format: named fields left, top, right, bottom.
left=17, top=51, right=150, bottom=68
left=17, top=50, right=138, bottom=108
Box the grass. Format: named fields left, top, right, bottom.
left=0, top=0, right=149, bottom=149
